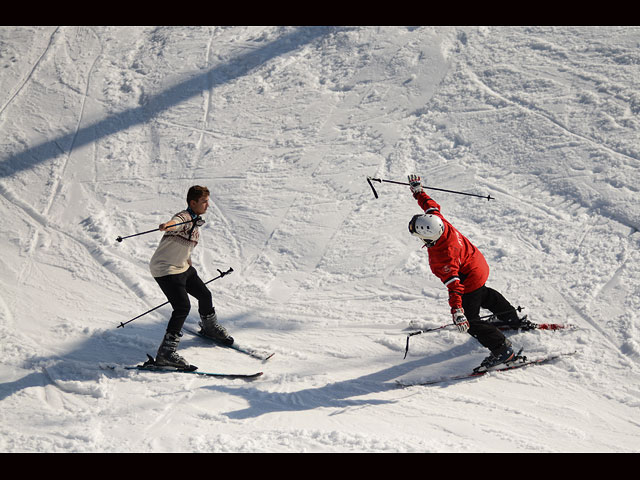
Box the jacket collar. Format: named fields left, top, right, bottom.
left=186, top=206, right=200, bottom=221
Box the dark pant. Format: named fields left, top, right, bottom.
left=462, top=285, right=518, bottom=352
left=154, top=266, right=214, bottom=335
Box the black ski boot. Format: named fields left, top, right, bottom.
left=474, top=340, right=519, bottom=373
left=155, top=331, right=193, bottom=369
left=198, top=309, right=234, bottom=346
left=512, top=315, right=536, bottom=330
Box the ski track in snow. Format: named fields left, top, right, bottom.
left=1, top=26, right=639, bottom=452
left=42, top=27, right=103, bottom=218
left=0, top=27, right=60, bottom=121
left=467, top=65, right=640, bottom=169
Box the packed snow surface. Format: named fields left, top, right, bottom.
left=1, top=26, right=639, bottom=452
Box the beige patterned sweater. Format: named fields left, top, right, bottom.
left=149, top=210, right=202, bottom=278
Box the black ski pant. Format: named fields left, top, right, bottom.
left=462, top=285, right=519, bottom=353
left=154, top=266, right=214, bottom=335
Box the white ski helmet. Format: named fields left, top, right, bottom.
left=408, top=214, right=444, bottom=246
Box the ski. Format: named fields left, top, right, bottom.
left=107, top=354, right=263, bottom=380
left=494, top=320, right=578, bottom=331
left=396, top=351, right=577, bottom=387
left=183, top=326, right=275, bottom=361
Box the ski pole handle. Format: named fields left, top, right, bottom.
left=204, top=267, right=234, bottom=285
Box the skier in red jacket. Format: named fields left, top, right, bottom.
left=407, top=174, right=520, bottom=371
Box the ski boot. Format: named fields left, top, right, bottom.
left=198, top=309, right=234, bottom=346
left=474, top=340, right=521, bottom=373
left=512, top=315, right=536, bottom=330
left=155, top=331, right=194, bottom=370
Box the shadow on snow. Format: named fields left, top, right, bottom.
left=0, top=27, right=333, bottom=179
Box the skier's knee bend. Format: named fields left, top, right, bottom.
left=175, top=300, right=191, bottom=317
left=198, top=290, right=213, bottom=313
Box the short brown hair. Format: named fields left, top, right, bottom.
left=187, top=185, right=210, bottom=205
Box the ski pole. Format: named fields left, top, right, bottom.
left=367, top=176, right=495, bottom=201
left=403, top=306, right=524, bottom=358
left=115, top=219, right=196, bottom=243
left=404, top=324, right=454, bottom=359
left=116, top=267, right=234, bottom=328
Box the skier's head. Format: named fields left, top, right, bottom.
left=187, top=185, right=210, bottom=215
left=408, top=214, right=444, bottom=247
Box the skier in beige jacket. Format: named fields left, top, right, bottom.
left=150, top=185, right=233, bottom=368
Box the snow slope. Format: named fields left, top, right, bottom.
left=0, top=26, right=639, bottom=452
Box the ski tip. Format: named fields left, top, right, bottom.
left=535, top=323, right=573, bottom=330
left=215, top=371, right=263, bottom=380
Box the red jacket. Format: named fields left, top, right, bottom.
left=414, top=192, right=489, bottom=312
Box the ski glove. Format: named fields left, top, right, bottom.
left=408, top=174, right=423, bottom=195
left=452, top=308, right=470, bottom=333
